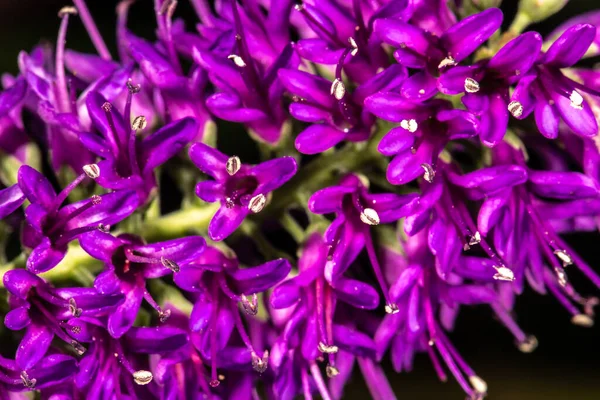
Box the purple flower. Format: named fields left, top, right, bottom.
left=364, top=98, right=478, bottom=184
left=269, top=233, right=382, bottom=400
left=189, top=142, right=297, bottom=241
left=83, top=91, right=198, bottom=203
left=192, top=0, right=298, bottom=144
left=376, top=229, right=497, bottom=400
left=374, top=8, right=503, bottom=101
left=0, top=77, right=30, bottom=163
left=438, top=31, right=543, bottom=146
left=18, top=165, right=137, bottom=273
left=68, top=317, right=188, bottom=398
left=308, top=174, right=417, bottom=310
left=509, top=24, right=599, bottom=138
left=174, top=246, right=291, bottom=387
left=279, top=64, right=407, bottom=154
left=3, top=269, right=122, bottom=371
left=79, top=231, right=206, bottom=338
left=461, top=142, right=600, bottom=326
left=0, top=353, right=77, bottom=395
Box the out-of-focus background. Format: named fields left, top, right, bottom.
left=0, top=0, right=599, bottom=398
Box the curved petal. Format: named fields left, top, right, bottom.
left=373, top=19, right=431, bottom=55
left=17, top=166, right=55, bottom=209
left=208, top=206, right=248, bottom=241
left=26, top=237, right=66, bottom=274
left=5, top=306, right=31, bottom=331
left=252, top=157, right=298, bottom=194
left=488, top=32, right=542, bottom=76
left=108, top=284, right=143, bottom=338
left=141, top=117, right=198, bottom=174
left=16, top=322, right=53, bottom=370
left=308, top=185, right=354, bottom=214
left=0, top=184, right=25, bottom=219
left=544, top=24, right=596, bottom=68
left=333, top=325, right=376, bottom=357
left=479, top=93, right=509, bottom=147
left=125, top=326, right=188, bottom=353
left=188, top=142, right=228, bottom=180
left=270, top=280, right=301, bottom=309
left=528, top=170, right=599, bottom=199
left=378, top=126, right=415, bottom=156
left=79, top=230, right=123, bottom=263
left=295, top=124, right=347, bottom=154
left=333, top=278, right=379, bottom=309
left=229, top=259, right=292, bottom=294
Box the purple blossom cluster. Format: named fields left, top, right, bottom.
left=0, top=0, right=599, bottom=399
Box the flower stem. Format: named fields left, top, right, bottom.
left=141, top=203, right=220, bottom=241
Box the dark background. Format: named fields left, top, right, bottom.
left=1, top=0, right=599, bottom=398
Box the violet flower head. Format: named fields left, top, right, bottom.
left=509, top=24, right=600, bottom=139
left=189, top=142, right=297, bottom=241
left=18, top=165, right=137, bottom=273
left=174, top=245, right=291, bottom=388
left=83, top=91, right=198, bottom=204
left=79, top=231, right=206, bottom=338
left=192, top=0, right=298, bottom=144
left=270, top=233, right=384, bottom=400
left=308, top=174, right=417, bottom=311
left=3, top=269, right=122, bottom=371
left=374, top=8, right=503, bottom=101
left=0, top=353, right=77, bottom=395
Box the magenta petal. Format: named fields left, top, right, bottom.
left=389, top=265, right=421, bottom=302
left=0, top=78, right=26, bottom=117
left=365, top=92, right=431, bottom=122
left=0, top=184, right=25, bottom=219
left=93, top=269, right=121, bottom=295
left=230, top=259, right=291, bottom=294
left=289, top=103, right=331, bottom=122
left=552, top=93, right=598, bottom=138
left=488, top=32, right=542, bottom=75
left=16, top=322, right=53, bottom=370
left=308, top=186, right=354, bottom=214
left=478, top=189, right=510, bottom=236
left=529, top=170, right=599, bottom=199
left=141, top=117, right=198, bottom=174
left=450, top=165, right=526, bottom=197
left=108, top=284, right=144, bottom=338
left=3, top=269, right=42, bottom=299
left=334, top=325, right=376, bottom=357
left=208, top=206, right=248, bottom=241
left=333, top=278, right=379, bottom=309
left=79, top=231, right=123, bottom=263
left=270, top=279, right=301, bottom=309
left=206, top=94, right=267, bottom=123
left=548, top=11, right=600, bottom=59
left=400, top=71, right=438, bottom=101
left=190, top=300, right=212, bottom=332
left=5, top=307, right=30, bottom=330
left=278, top=69, right=336, bottom=108
left=378, top=126, right=415, bottom=156
left=447, top=285, right=496, bottom=305
left=354, top=65, right=408, bottom=104
left=295, top=124, right=346, bottom=154
left=534, top=98, right=560, bottom=139
left=195, top=181, right=223, bottom=203
left=544, top=24, right=597, bottom=68
left=27, top=237, right=66, bottom=274
left=252, top=157, right=298, bottom=193
left=479, top=93, right=508, bottom=147
left=188, top=142, right=229, bottom=180
left=295, top=38, right=344, bottom=64
left=441, top=8, right=503, bottom=62
left=373, top=19, right=431, bottom=55
left=17, top=165, right=56, bottom=210
left=438, top=66, right=480, bottom=95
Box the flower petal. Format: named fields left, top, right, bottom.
left=0, top=184, right=24, bottom=219
left=488, top=32, right=542, bottom=76
left=17, top=166, right=56, bottom=209
left=188, top=142, right=228, bottom=180
left=125, top=326, right=188, bottom=353
left=373, top=19, right=431, bottom=55
left=229, top=259, right=292, bottom=294
left=141, top=117, right=198, bottom=175
left=26, top=237, right=66, bottom=274
left=16, top=322, right=53, bottom=370
left=544, top=24, right=596, bottom=68
left=5, top=306, right=31, bottom=331
left=208, top=206, right=248, bottom=241
left=295, top=124, right=347, bottom=154
left=333, top=278, right=379, bottom=309
left=528, top=170, right=599, bottom=199
left=252, top=157, right=298, bottom=194
left=308, top=185, right=354, bottom=214
left=108, top=284, right=144, bottom=338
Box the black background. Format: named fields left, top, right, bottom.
left=1, top=0, right=599, bottom=398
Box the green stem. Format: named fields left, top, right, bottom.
left=508, top=12, right=531, bottom=35
left=280, top=212, right=306, bottom=243
left=142, top=203, right=219, bottom=241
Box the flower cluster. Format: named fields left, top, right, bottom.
left=0, top=0, right=599, bottom=399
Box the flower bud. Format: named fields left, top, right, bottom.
left=516, top=0, right=568, bottom=26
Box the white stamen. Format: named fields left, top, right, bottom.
left=421, top=163, right=435, bottom=183
left=83, top=164, right=100, bottom=179
left=294, top=4, right=305, bottom=11
left=98, top=223, right=110, bottom=232
left=464, top=77, right=480, bottom=93
left=385, top=303, right=399, bottom=314
left=349, top=37, right=358, bottom=56
left=228, top=54, right=247, bottom=68
left=127, top=79, right=141, bottom=94
left=133, top=370, right=153, bottom=385
left=571, top=314, right=594, bottom=327
left=554, top=267, right=568, bottom=287
left=569, top=90, right=583, bottom=110
left=330, top=79, right=346, bottom=100
left=400, top=119, right=418, bottom=133
left=68, top=298, right=82, bottom=317
left=20, top=371, right=36, bottom=389
left=251, top=350, right=269, bottom=373
left=240, top=293, right=258, bottom=315
left=161, top=257, right=180, bottom=273
left=554, top=249, right=573, bottom=267
left=469, top=231, right=481, bottom=246
left=517, top=335, right=538, bottom=353
left=469, top=376, right=488, bottom=394
left=226, top=156, right=241, bottom=176
left=326, top=365, right=339, bottom=378
left=248, top=194, right=267, bottom=213
left=508, top=101, right=523, bottom=118
left=360, top=208, right=380, bottom=226
left=58, top=6, right=78, bottom=17
left=438, top=56, right=457, bottom=69
left=318, top=342, right=339, bottom=354
left=132, top=115, right=147, bottom=131
left=493, top=265, right=515, bottom=282
left=158, top=309, right=171, bottom=323
left=71, top=340, right=86, bottom=356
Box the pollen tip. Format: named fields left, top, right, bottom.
left=360, top=208, right=380, bottom=226
left=469, top=375, right=487, bottom=394
left=132, top=115, right=147, bottom=131
left=400, top=119, right=418, bottom=133
left=127, top=79, right=141, bottom=94
left=464, top=77, right=480, bottom=93
left=160, top=257, right=180, bottom=273
left=571, top=314, right=594, bottom=327
left=248, top=194, right=267, bottom=213
left=133, top=370, right=153, bottom=385
left=517, top=335, right=538, bottom=353
left=226, top=156, right=241, bottom=176
left=326, top=364, right=340, bottom=378
left=493, top=265, right=515, bottom=282
left=158, top=308, right=171, bottom=323
left=384, top=303, right=400, bottom=314
left=83, top=163, right=101, bottom=179
left=569, top=90, right=583, bottom=110
left=420, top=163, right=435, bottom=183
left=330, top=79, right=346, bottom=100
left=228, top=54, right=247, bottom=68
left=508, top=101, right=523, bottom=118
left=240, top=293, right=259, bottom=316
left=20, top=371, right=36, bottom=389
left=58, top=6, right=78, bottom=18
left=251, top=350, right=269, bottom=373
left=318, top=341, right=339, bottom=354
left=438, top=56, right=457, bottom=69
